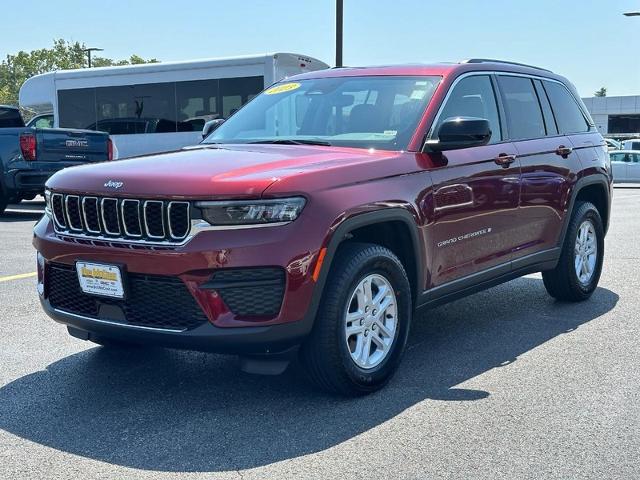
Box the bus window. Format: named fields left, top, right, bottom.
left=95, top=83, right=177, bottom=134
left=220, top=77, right=263, bottom=118
left=176, top=79, right=220, bottom=132
left=58, top=88, right=96, bottom=129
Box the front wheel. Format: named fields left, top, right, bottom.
left=542, top=201, right=604, bottom=301
left=300, top=243, right=412, bottom=396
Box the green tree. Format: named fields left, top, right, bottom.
left=0, top=39, right=158, bottom=106
left=594, top=87, right=607, bottom=97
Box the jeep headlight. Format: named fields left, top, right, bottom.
left=44, top=189, right=52, bottom=218
left=195, top=197, right=306, bottom=227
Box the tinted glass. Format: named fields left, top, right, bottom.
left=543, top=81, right=589, bottom=134
left=0, top=107, right=24, bottom=128
left=58, top=88, right=96, bottom=129
left=219, top=76, right=264, bottom=118
left=95, top=83, right=177, bottom=134
left=176, top=79, right=220, bottom=132
left=498, top=76, right=545, bottom=140
left=206, top=76, right=440, bottom=151
left=437, top=75, right=501, bottom=143
left=533, top=79, right=558, bottom=135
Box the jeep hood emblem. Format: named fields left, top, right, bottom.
left=104, top=180, right=124, bottom=189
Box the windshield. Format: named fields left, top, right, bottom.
left=204, top=75, right=441, bottom=151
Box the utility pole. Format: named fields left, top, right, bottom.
left=336, top=0, right=343, bottom=67
left=82, top=47, right=104, bottom=68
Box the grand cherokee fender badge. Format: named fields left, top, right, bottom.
left=104, top=180, right=124, bottom=189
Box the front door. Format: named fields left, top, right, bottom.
left=427, top=74, right=521, bottom=288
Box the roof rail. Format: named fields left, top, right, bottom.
left=461, top=59, right=552, bottom=73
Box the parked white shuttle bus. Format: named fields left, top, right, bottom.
left=19, top=53, right=329, bottom=159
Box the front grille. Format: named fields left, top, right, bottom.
left=47, top=263, right=208, bottom=331
left=205, top=268, right=286, bottom=317
left=51, top=193, right=190, bottom=245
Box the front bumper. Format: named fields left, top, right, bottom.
left=34, top=213, right=329, bottom=353
left=40, top=296, right=310, bottom=354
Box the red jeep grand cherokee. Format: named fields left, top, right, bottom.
left=34, top=60, right=612, bottom=395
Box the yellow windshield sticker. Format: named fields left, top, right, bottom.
left=265, top=82, right=301, bottom=95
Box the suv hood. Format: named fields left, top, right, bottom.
left=46, top=144, right=411, bottom=198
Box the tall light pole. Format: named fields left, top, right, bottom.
left=336, top=0, right=343, bottom=67
left=82, top=47, right=103, bottom=68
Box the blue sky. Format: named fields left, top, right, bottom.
left=2, top=0, right=639, bottom=97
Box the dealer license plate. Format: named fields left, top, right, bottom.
left=76, top=262, right=124, bottom=299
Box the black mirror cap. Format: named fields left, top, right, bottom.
left=202, top=118, right=225, bottom=139
left=426, top=117, right=492, bottom=152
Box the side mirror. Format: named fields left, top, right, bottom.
left=202, top=119, right=225, bottom=139
left=426, top=117, right=491, bottom=151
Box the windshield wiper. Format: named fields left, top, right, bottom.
left=247, top=138, right=332, bottom=146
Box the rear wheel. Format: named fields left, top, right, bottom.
left=542, top=201, right=604, bottom=301
left=300, top=242, right=412, bottom=396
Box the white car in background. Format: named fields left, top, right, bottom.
left=622, top=139, right=640, bottom=151
left=605, top=138, right=622, bottom=151
left=610, top=150, right=640, bottom=183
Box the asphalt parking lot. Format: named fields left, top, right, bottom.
left=0, top=189, right=638, bottom=480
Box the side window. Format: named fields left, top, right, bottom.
left=497, top=76, right=545, bottom=140
left=219, top=76, right=264, bottom=118
left=176, top=79, right=220, bottom=131
left=58, top=88, right=96, bottom=129
left=533, top=79, right=557, bottom=135
left=543, top=81, right=590, bottom=134
left=95, top=83, right=177, bottom=134
left=436, top=75, right=501, bottom=143
left=610, top=153, right=622, bottom=163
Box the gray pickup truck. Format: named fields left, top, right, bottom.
left=0, top=105, right=111, bottom=215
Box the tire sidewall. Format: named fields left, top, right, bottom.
left=567, top=204, right=605, bottom=295
left=334, top=252, right=412, bottom=391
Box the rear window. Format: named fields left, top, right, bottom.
left=0, top=107, right=25, bottom=128
left=497, top=76, right=545, bottom=140
left=543, top=81, right=590, bottom=134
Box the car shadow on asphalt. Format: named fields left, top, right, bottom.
left=0, top=277, right=618, bottom=473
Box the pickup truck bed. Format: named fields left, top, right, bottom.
left=0, top=105, right=111, bottom=214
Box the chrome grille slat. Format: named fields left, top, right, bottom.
left=65, top=195, right=83, bottom=231
left=168, top=201, right=190, bottom=240
left=121, top=199, right=143, bottom=238
left=82, top=197, right=101, bottom=234
left=51, top=193, right=66, bottom=228
left=143, top=200, right=165, bottom=239
left=51, top=193, right=191, bottom=246
left=101, top=198, right=121, bottom=235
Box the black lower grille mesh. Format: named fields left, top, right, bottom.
left=47, top=263, right=208, bottom=331
left=207, top=268, right=285, bottom=317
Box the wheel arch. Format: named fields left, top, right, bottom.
left=304, top=208, right=425, bottom=329
left=559, top=174, right=611, bottom=247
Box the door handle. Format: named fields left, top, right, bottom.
left=494, top=153, right=516, bottom=168
left=556, top=145, right=573, bottom=158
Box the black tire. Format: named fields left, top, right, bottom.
left=300, top=242, right=412, bottom=396
left=542, top=201, right=604, bottom=302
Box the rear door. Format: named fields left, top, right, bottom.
left=498, top=75, right=582, bottom=261
left=35, top=128, right=109, bottom=164
left=428, top=74, right=520, bottom=288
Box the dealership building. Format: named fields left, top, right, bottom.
left=581, top=95, right=640, bottom=137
